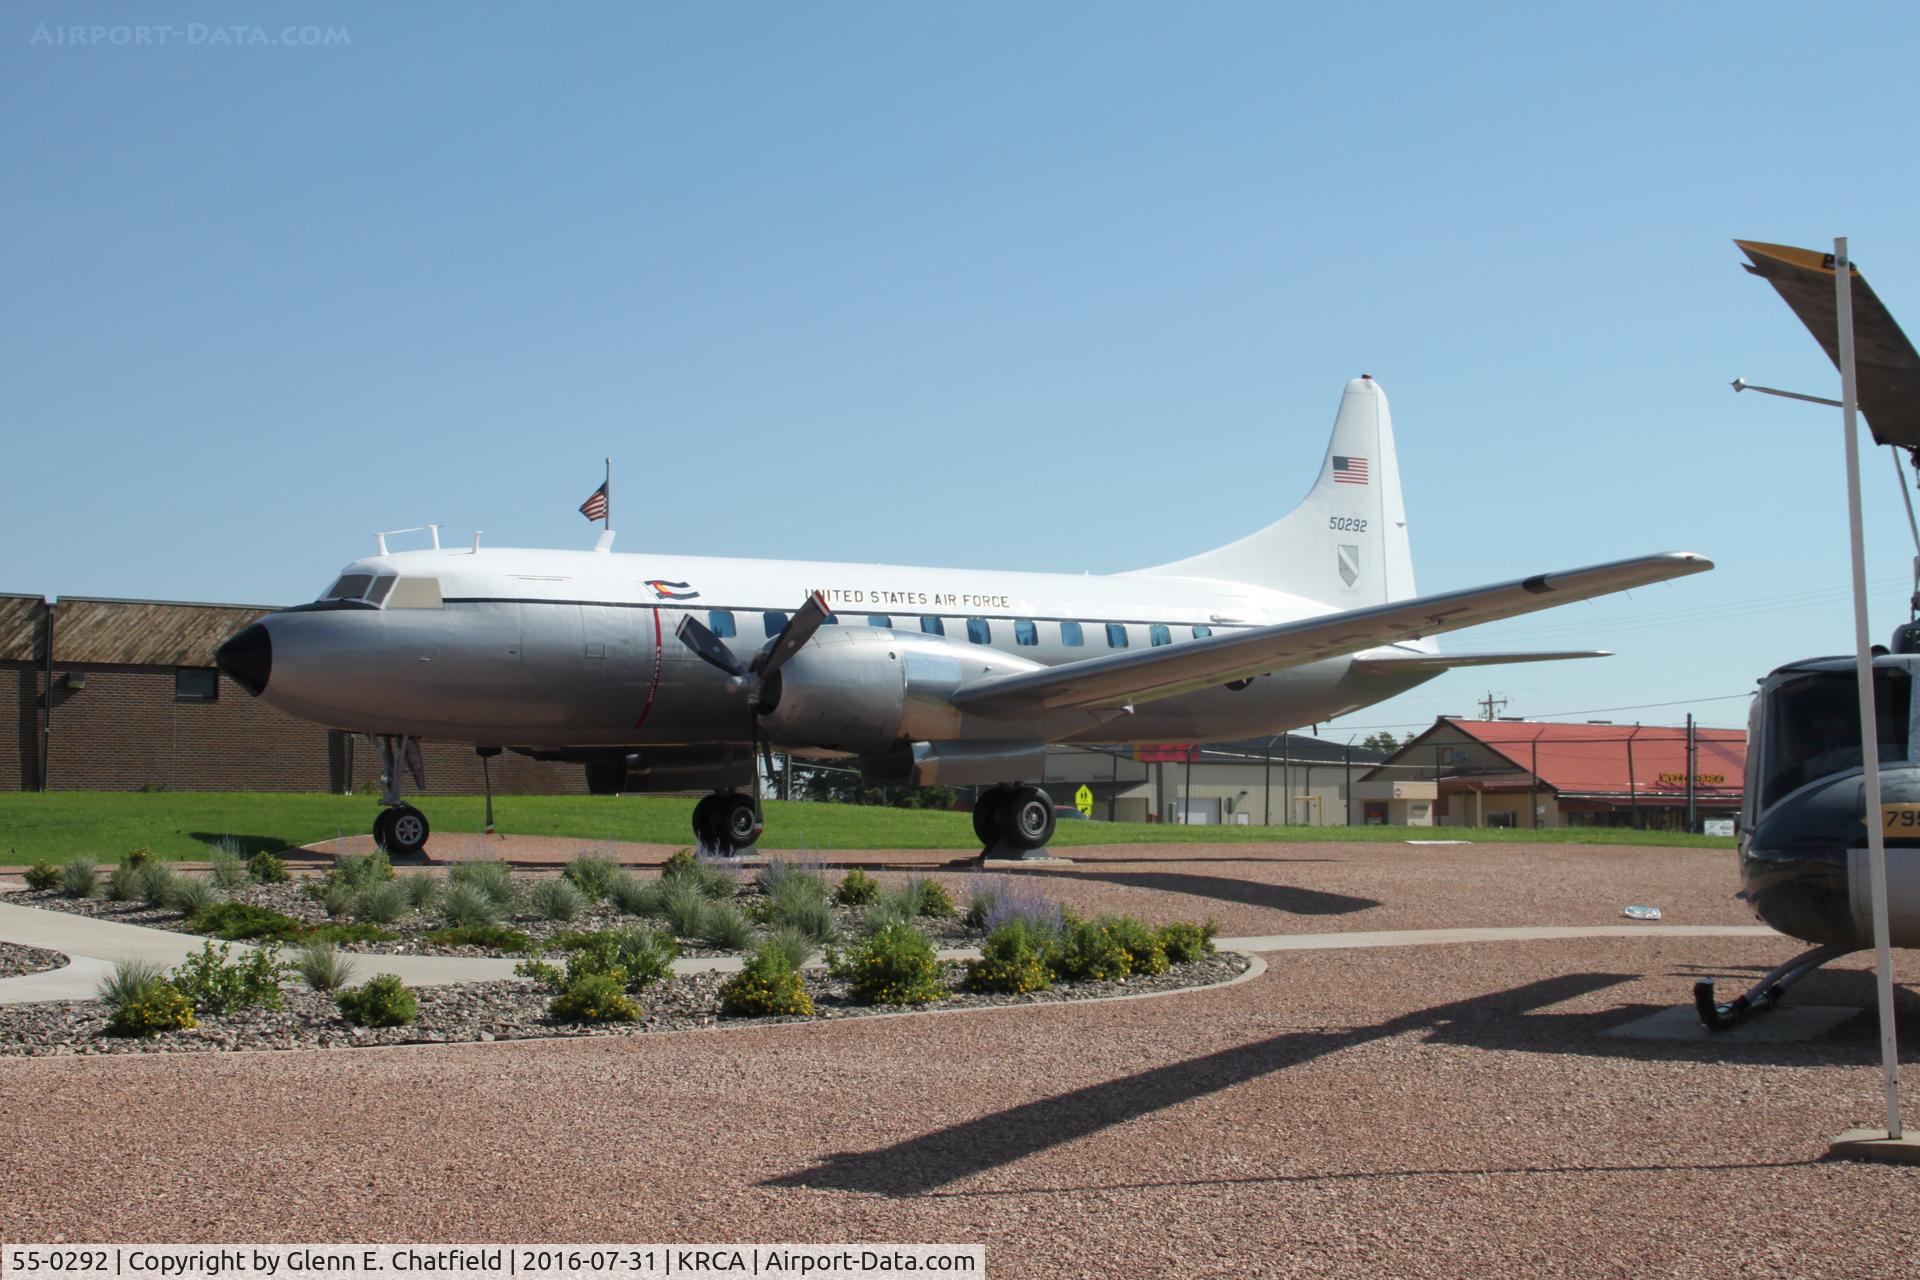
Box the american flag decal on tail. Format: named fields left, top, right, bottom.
left=1332, top=456, right=1369, bottom=485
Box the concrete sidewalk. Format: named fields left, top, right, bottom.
left=0, top=896, right=1778, bottom=1006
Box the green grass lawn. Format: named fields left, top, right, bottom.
left=0, top=791, right=1736, bottom=864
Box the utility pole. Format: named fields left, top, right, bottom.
left=1626, top=725, right=1641, bottom=830
left=1479, top=691, right=1507, bottom=720
left=1685, top=714, right=1697, bottom=833
left=1530, top=733, right=1541, bottom=830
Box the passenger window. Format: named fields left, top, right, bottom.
left=1014, top=619, right=1038, bottom=646
left=1106, top=623, right=1129, bottom=649
left=1150, top=624, right=1172, bottom=647
left=920, top=616, right=945, bottom=636
left=967, top=618, right=992, bottom=644
left=387, top=577, right=443, bottom=609
left=763, top=611, right=788, bottom=638
left=1060, top=621, right=1084, bottom=647
left=709, top=610, right=736, bottom=638
left=823, top=614, right=839, bottom=625
left=1192, top=625, right=1212, bottom=639
left=868, top=615, right=892, bottom=628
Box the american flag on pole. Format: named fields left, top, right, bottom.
left=1332, top=456, right=1370, bottom=485
left=578, top=480, right=609, bottom=521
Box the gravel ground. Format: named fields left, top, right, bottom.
left=2, top=840, right=1915, bottom=1278
left=0, top=955, right=1248, bottom=1057
left=0, top=941, right=67, bottom=979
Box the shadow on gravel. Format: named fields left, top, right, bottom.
left=1028, top=869, right=1379, bottom=917
left=188, top=833, right=298, bottom=857
left=764, top=972, right=1630, bottom=1197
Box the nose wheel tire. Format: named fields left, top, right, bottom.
left=377, top=804, right=430, bottom=857
left=972, top=786, right=1012, bottom=846
left=693, top=792, right=762, bottom=853
left=1004, top=786, right=1056, bottom=850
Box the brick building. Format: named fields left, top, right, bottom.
left=2, top=593, right=581, bottom=796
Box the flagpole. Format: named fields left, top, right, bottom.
left=604, top=456, right=611, bottom=531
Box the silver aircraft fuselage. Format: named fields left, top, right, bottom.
left=245, top=544, right=1440, bottom=754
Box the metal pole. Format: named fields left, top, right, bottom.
left=604, top=456, right=611, bottom=530
left=39, top=600, right=53, bottom=792
left=1530, top=735, right=1539, bottom=829
left=1263, top=738, right=1273, bottom=825
left=1282, top=736, right=1291, bottom=825
left=1835, top=235, right=1903, bottom=1139
left=1627, top=729, right=1639, bottom=829
left=1109, top=749, right=1118, bottom=823
left=1183, top=746, right=1194, bottom=825
left=1686, top=714, right=1697, bottom=833
left=1344, top=742, right=1354, bottom=826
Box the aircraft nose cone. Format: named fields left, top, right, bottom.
left=216, top=623, right=272, bottom=696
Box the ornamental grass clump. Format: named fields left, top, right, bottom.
left=163, top=874, right=222, bottom=918
left=448, top=859, right=517, bottom=910
left=768, top=891, right=839, bottom=946
left=834, top=867, right=878, bottom=906
left=608, top=873, right=660, bottom=917
left=529, top=877, right=586, bottom=922
left=441, top=883, right=503, bottom=929
left=335, top=974, right=417, bottom=1027
left=697, top=902, right=755, bottom=950
left=562, top=854, right=621, bottom=903
left=764, top=925, right=817, bottom=972
left=659, top=877, right=714, bottom=937
left=59, top=858, right=99, bottom=899
left=133, top=860, right=178, bottom=906
left=25, top=861, right=59, bottom=892
left=832, top=921, right=944, bottom=1006
left=1156, top=920, right=1219, bottom=964
left=963, top=919, right=1055, bottom=995
left=294, top=941, right=359, bottom=993
left=169, top=941, right=288, bottom=1014
left=718, top=941, right=814, bottom=1018
left=208, top=847, right=249, bottom=890
left=319, top=879, right=356, bottom=918
left=354, top=880, right=412, bottom=926
left=399, top=872, right=439, bottom=912
left=105, top=861, right=143, bottom=903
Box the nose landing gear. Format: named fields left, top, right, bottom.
left=370, top=734, right=432, bottom=858
left=972, top=783, right=1057, bottom=860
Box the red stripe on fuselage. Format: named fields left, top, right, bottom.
left=633, top=606, right=664, bottom=729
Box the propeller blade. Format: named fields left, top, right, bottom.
left=675, top=613, right=747, bottom=679
left=753, top=591, right=832, bottom=679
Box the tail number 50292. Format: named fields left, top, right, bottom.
left=1329, top=517, right=1368, bottom=532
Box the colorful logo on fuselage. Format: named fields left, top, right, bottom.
left=645, top=580, right=701, bottom=601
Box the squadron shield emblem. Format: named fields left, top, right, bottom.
left=1337, top=544, right=1361, bottom=589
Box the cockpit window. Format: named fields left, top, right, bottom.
left=368, top=575, right=397, bottom=605
left=322, top=574, right=374, bottom=601
left=1761, top=669, right=1912, bottom=806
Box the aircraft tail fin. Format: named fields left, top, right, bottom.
left=1130, top=376, right=1418, bottom=614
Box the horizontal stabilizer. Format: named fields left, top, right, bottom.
left=1350, top=650, right=1610, bottom=672
left=950, top=551, right=1712, bottom=717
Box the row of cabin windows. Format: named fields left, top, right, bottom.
left=707, top=610, right=1214, bottom=649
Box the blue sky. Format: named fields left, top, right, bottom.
left=6, top=1, right=1920, bottom=737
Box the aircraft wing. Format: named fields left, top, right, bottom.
left=948, top=551, right=1711, bottom=717
left=1737, top=239, right=1920, bottom=448
left=1348, top=650, right=1610, bottom=672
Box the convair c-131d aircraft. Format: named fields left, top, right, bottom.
left=216, top=377, right=1712, bottom=857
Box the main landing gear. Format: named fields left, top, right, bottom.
left=371, top=734, right=432, bottom=858
left=692, top=791, right=763, bottom=855
left=971, top=784, right=1057, bottom=860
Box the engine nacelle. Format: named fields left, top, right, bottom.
left=760, top=627, right=1049, bottom=755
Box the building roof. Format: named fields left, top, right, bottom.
left=1379, top=717, right=1745, bottom=800
left=0, top=594, right=45, bottom=663
left=51, top=598, right=274, bottom=666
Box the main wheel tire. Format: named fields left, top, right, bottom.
left=371, top=808, right=396, bottom=851
left=972, top=787, right=1011, bottom=846
left=386, top=804, right=430, bottom=856
left=718, top=793, right=764, bottom=851
left=692, top=795, right=719, bottom=847
left=1002, top=786, right=1056, bottom=851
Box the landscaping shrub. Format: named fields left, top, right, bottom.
left=529, top=877, right=586, bottom=922
left=1156, top=920, right=1218, bottom=964
left=422, top=924, right=536, bottom=952
left=906, top=876, right=955, bottom=918
left=756, top=856, right=828, bottom=900
left=354, top=880, right=411, bottom=926
left=764, top=925, right=816, bottom=972
left=718, top=942, right=814, bottom=1017
left=336, top=974, right=418, bottom=1027
left=608, top=873, right=660, bottom=917
left=661, top=848, right=698, bottom=877
left=448, top=859, right=516, bottom=909
left=293, top=941, right=358, bottom=992
left=332, top=849, right=394, bottom=890
left=659, top=877, right=713, bottom=937
left=662, top=849, right=737, bottom=900
left=861, top=890, right=918, bottom=936
left=441, top=883, right=503, bottom=928
left=768, top=891, right=839, bottom=945
left=963, top=919, right=1055, bottom=995
left=832, top=922, right=944, bottom=1005
left=59, top=858, right=99, bottom=898
left=834, top=867, right=878, bottom=906
left=131, top=861, right=178, bottom=907
left=105, top=862, right=142, bottom=902
left=208, top=849, right=249, bottom=890
left=399, top=872, right=439, bottom=911
left=981, top=879, right=1065, bottom=938
left=1050, top=916, right=1132, bottom=981
left=25, top=861, right=59, bottom=892
left=963, top=876, right=1005, bottom=928
left=169, top=941, right=288, bottom=1014
left=189, top=901, right=312, bottom=943
left=697, top=902, right=754, bottom=950
left=517, top=926, right=676, bottom=994
left=105, top=980, right=196, bottom=1037
left=247, top=851, right=288, bottom=884
left=123, top=846, right=153, bottom=869
left=319, top=879, right=356, bottom=917
left=563, top=854, right=620, bottom=902
left=547, top=972, right=640, bottom=1024
left=97, top=957, right=169, bottom=1007
left=1098, top=914, right=1169, bottom=975
left=162, top=874, right=222, bottom=917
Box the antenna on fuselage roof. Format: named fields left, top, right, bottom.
left=374, top=525, right=442, bottom=556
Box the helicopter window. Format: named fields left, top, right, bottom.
left=708, top=610, right=736, bottom=638
left=386, top=577, right=443, bottom=609
left=322, top=574, right=373, bottom=601
left=1060, top=621, right=1085, bottom=647
left=920, top=616, right=945, bottom=636
left=1014, top=619, right=1038, bottom=646
left=763, top=611, right=788, bottom=637
left=1761, top=669, right=1912, bottom=807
